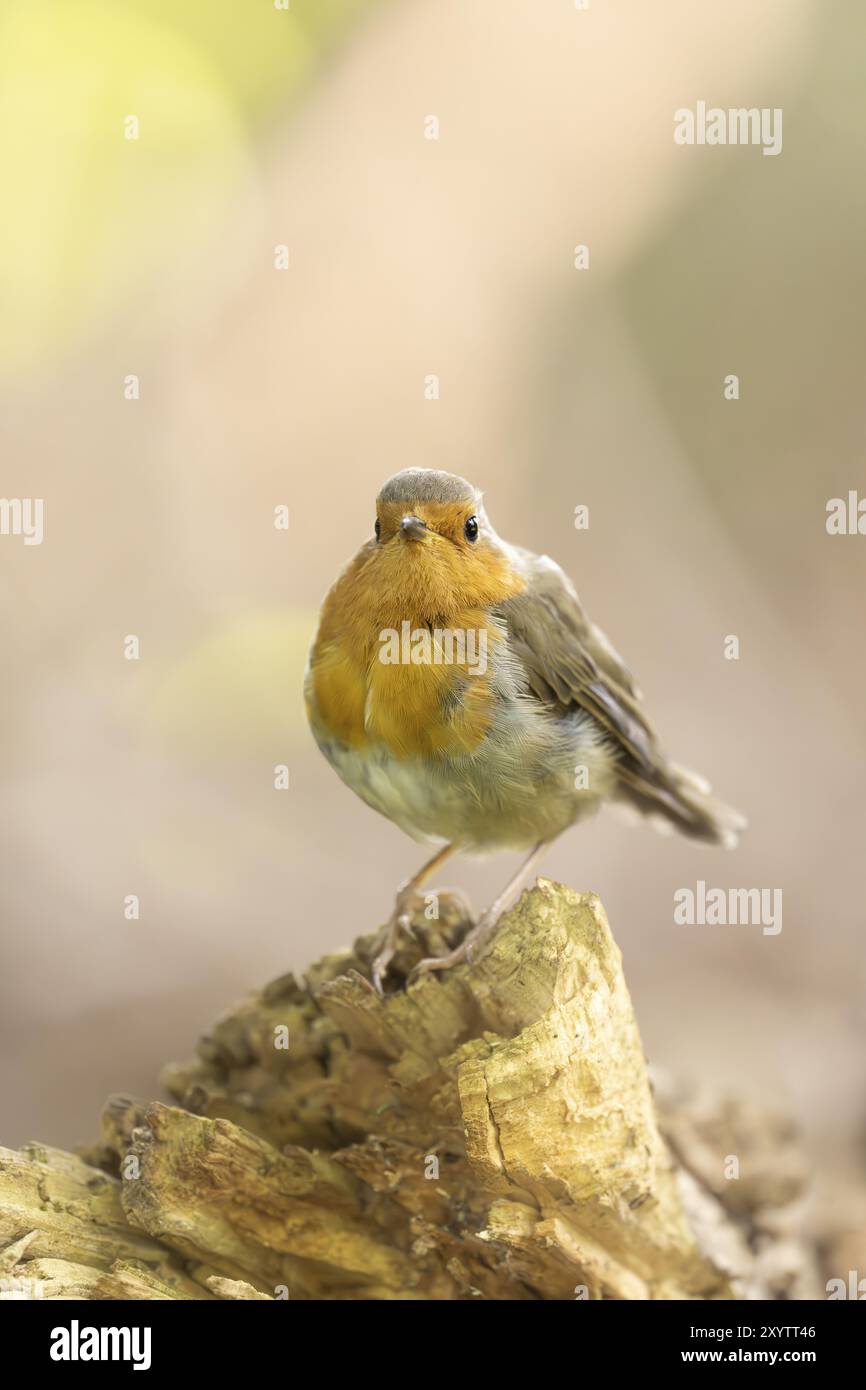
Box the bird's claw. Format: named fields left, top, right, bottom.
left=370, top=888, right=475, bottom=994
left=371, top=908, right=413, bottom=994
left=406, top=912, right=495, bottom=986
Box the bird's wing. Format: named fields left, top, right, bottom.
left=494, top=550, right=745, bottom=845
left=496, top=551, right=658, bottom=771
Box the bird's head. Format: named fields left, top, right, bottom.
left=362, top=468, right=522, bottom=623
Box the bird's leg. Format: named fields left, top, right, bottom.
left=408, top=840, right=550, bottom=982
left=371, top=841, right=460, bottom=993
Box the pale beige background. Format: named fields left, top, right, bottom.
left=1, top=0, right=863, bottom=1237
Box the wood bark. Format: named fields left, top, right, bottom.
left=0, top=880, right=819, bottom=1300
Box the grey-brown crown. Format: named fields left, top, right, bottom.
left=377, top=469, right=477, bottom=505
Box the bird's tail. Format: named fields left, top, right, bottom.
left=613, top=758, right=747, bottom=849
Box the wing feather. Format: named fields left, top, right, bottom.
left=495, top=551, right=745, bottom=845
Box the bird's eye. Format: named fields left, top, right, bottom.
left=374, top=518, right=381, bottom=541
left=464, top=515, right=479, bottom=542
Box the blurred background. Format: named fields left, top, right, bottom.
left=1, top=0, right=864, bottom=1248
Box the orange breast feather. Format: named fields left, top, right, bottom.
left=311, top=612, right=502, bottom=758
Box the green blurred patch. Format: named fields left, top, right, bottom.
left=149, top=609, right=316, bottom=758
left=141, top=0, right=372, bottom=125
left=0, top=0, right=374, bottom=368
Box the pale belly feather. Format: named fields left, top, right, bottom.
left=309, top=691, right=617, bottom=851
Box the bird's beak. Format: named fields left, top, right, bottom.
left=399, top=514, right=428, bottom=541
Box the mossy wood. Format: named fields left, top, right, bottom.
left=0, top=882, right=816, bottom=1300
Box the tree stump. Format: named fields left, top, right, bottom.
left=0, top=881, right=820, bottom=1300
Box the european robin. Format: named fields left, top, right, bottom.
left=306, top=468, right=745, bottom=991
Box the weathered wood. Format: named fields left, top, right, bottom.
left=0, top=881, right=818, bottom=1300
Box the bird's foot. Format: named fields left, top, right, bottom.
left=407, top=906, right=499, bottom=985
left=371, top=887, right=474, bottom=994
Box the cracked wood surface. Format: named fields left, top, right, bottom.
left=0, top=880, right=818, bottom=1300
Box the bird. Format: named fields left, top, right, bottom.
left=305, top=467, right=745, bottom=992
